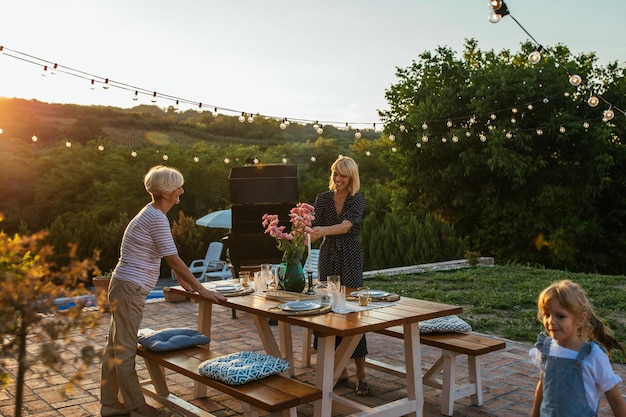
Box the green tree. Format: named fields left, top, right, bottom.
left=380, top=39, right=626, bottom=273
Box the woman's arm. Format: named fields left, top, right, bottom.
left=605, top=384, right=626, bottom=417
left=310, top=219, right=352, bottom=242
left=165, top=254, right=227, bottom=303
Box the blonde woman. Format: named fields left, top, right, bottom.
left=310, top=156, right=369, bottom=395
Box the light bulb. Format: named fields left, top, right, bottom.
left=51, top=63, right=57, bottom=75
left=98, top=145, right=104, bottom=151
left=213, top=108, right=219, bottom=118
left=162, top=154, right=168, bottom=161
left=528, top=50, right=541, bottom=64
left=224, top=157, right=230, bottom=164
left=466, top=131, right=471, bottom=137
left=604, top=109, right=615, bottom=120
left=527, top=104, right=534, bottom=110
left=490, top=0, right=502, bottom=9
left=133, top=91, right=139, bottom=101
left=392, top=147, right=397, bottom=152
left=282, top=157, right=288, bottom=164
left=569, top=74, right=582, bottom=87
left=422, top=135, right=429, bottom=142
left=512, top=107, right=518, bottom=114
left=415, top=143, right=421, bottom=148
left=151, top=92, right=157, bottom=103
left=194, top=156, right=199, bottom=163
left=354, top=130, right=361, bottom=139
left=452, top=135, right=458, bottom=143
left=422, top=122, right=428, bottom=130
left=131, top=150, right=137, bottom=157
left=103, top=78, right=110, bottom=89
left=31, top=135, right=37, bottom=142
left=365, top=151, right=371, bottom=156
left=582, top=122, right=590, bottom=129
left=559, top=126, right=566, bottom=133
left=173, top=100, right=179, bottom=111
left=490, top=113, right=496, bottom=120
left=253, top=157, right=259, bottom=164
left=511, top=117, right=516, bottom=124
left=198, top=103, right=203, bottom=112
left=247, top=114, right=254, bottom=123
left=388, top=134, right=395, bottom=141
left=506, top=132, right=513, bottom=139
left=488, top=11, right=502, bottom=23
left=447, top=120, right=453, bottom=128
left=316, top=126, right=323, bottom=135
left=41, top=65, right=48, bottom=76
left=536, top=129, right=543, bottom=135
left=399, top=124, right=406, bottom=131
left=313, top=122, right=319, bottom=129
left=479, top=133, right=487, bottom=142
left=90, top=79, right=96, bottom=90
left=66, top=140, right=72, bottom=148
left=239, top=113, right=246, bottom=123
left=279, top=121, right=287, bottom=129
left=588, top=95, right=599, bottom=107
left=441, top=137, right=447, bottom=143
left=310, top=156, right=317, bottom=162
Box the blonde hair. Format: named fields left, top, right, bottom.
left=328, top=156, right=360, bottom=196
left=144, top=165, right=184, bottom=200
left=537, top=280, right=623, bottom=354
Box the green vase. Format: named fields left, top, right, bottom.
left=276, top=260, right=306, bottom=293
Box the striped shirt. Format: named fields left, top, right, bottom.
left=112, top=203, right=178, bottom=291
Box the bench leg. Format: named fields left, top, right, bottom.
left=440, top=351, right=456, bottom=417
left=143, top=359, right=170, bottom=396
left=468, top=356, right=483, bottom=406
left=241, top=402, right=260, bottom=417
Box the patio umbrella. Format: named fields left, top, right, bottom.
left=196, top=209, right=232, bottom=229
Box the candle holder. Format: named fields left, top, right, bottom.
left=306, top=271, right=315, bottom=295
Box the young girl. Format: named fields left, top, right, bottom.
left=529, top=280, right=626, bottom=417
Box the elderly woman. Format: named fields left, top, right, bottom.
left=309, top=156, right=369, bottom=396
left=100, top=165, right=226, bottom=417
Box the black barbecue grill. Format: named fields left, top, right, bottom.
left=224, top=164, right=298, bottom=277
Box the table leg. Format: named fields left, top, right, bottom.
left=313, top=334, right=336, bottom=417
left=278, top=321, right=295, bottom=376
left=403, top=322, right=423, bottom=417
left=194, top=300, right=213, bottom=398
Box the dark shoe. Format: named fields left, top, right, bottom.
left=101, top=403, right=129, bottom=416
left=355, top=380, right=370, bottom=396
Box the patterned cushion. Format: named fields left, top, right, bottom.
left=420, top=315, right=472, bottom=333
left=198, top=351, right=290, bottom=385
left=138, top=328, right=210, bottom=352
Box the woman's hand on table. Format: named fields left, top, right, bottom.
left=198, top=287, right=227, bottom=303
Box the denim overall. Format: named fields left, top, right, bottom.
left=538, top=336, right=597, bottom=417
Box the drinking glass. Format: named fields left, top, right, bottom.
left=261, top=264, right=274, bottom=289
left=333, top=285, right=347, bottom=311
left=358, top=287, right=371, bottom=306
left=239, top=271, right=250, bottom=288
left=327, top=275, right=341, bottom=293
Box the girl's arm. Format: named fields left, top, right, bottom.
left=605, top=384, right=626, bottom=417
left=530, top=378, right=542, bottom=417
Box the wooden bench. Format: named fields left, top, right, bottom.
left=368, top=326, right=506, bottom=416
left=137, top=345, right=322, bottom=417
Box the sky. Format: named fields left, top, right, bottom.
left=1, top=0, right=625, bottom=129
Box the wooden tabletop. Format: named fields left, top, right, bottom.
left=169, top=283, right=462, bottom=337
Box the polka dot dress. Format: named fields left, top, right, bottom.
left=313, top=190, right=367, bottom=358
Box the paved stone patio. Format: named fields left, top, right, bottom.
left=2, top=295, right=624, bottom=416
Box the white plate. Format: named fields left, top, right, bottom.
left=349, top=290, right=389, bottom=298
left=279, top=301, right=322, bottom=311
left=214, top=285, right=240, bottom=293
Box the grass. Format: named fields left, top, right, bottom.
left=365, top=264, right=626, bottom=362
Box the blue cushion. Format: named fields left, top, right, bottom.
left=420, top=315, right=472, bottom=333
left=138, top=328, right=210, bottom=352
left=198, top=351, right=290, bottom=385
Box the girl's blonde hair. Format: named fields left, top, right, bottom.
left=144, top=165, right=184, bottom=201
left=537, top=280, right=623, bottom=354
left=328, top=156, right=360, bottom=196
